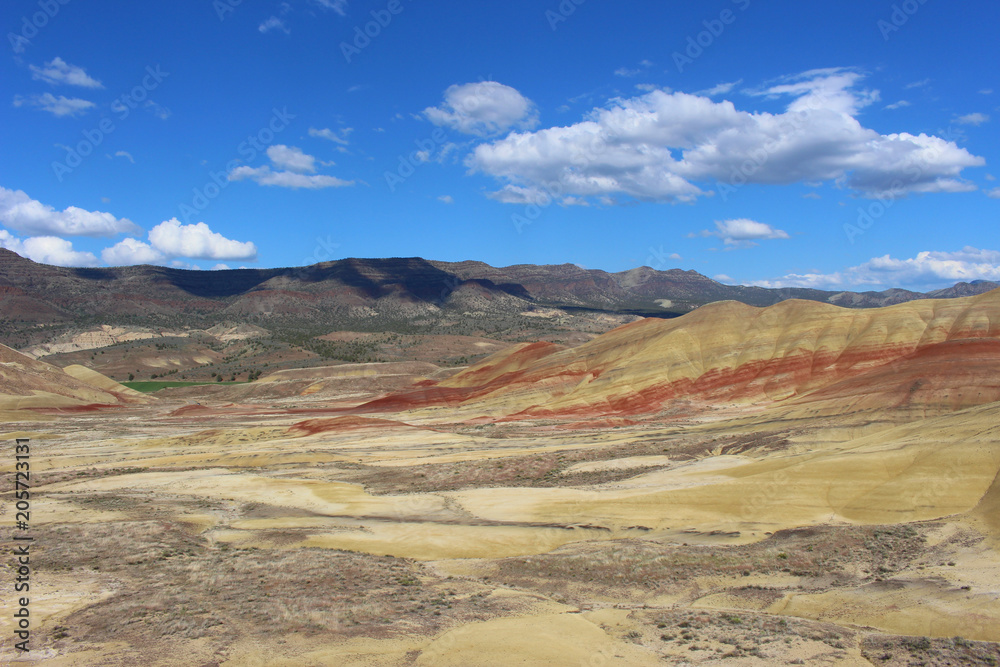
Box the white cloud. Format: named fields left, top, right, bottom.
left=748, top=68, right=879, bottom=116
left=986, top=187, right=1000, bottom=199
left=266, top=145, right=316, bottom=173
left=438, top=195, right=454, bottom=204
left=424, top=81, right=539, bottom=137
left=0, top=231, right=99, bottom=267
left=13, top=93, right=95, bottom=117
left=884, top=100, right=910, bottom=110
left=469, top=69, right=983, bottom=204
left=314, top=0, right=348, bottom=15
left=614, top=67, right=640, bottom=78
left=754, top=247, right=1000, bottom=289
left=486, top=184, right=555, bottom=205
left=309, top=126, right=353, bottom=145
left=211, top=263, right=231, bottom=271
left=698, top=80, right=742, bottom=97
left=149, top=219, right=258, bottom=261
left=101, top=238, right=166, bottom=266
left=956, top=112, right=990, bottom=126
left=713, top=274, right=735, bottom=284
left=29, top=57, right=103, bottom=88
left=259, top=16, right=289, bottom=33
left=144, top=100, right=171, bottom=120
left=980, top=89, right=994, bottom=95
left=228, top=165, right=353, bottom=189
left=0, top=187, right=141, bottom=237
left=695, top=219, right=790, bottom=247
left=112, top=150, right=135, bottom=163
left=228, top=145, right=354, bottom=189
left=905, top=78, right=931, bottom=89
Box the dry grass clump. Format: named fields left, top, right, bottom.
left=631, top=608, right=856, bottom=661
left=484, top=524, right=928, bottom=603
left=862, top=634, right=1000, bottom=665
left=30, top=518, right=517, bottom=659
left=344, top=429, right=792, bottom=494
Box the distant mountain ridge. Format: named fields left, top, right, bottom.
left=0, top=249, right=994, bottom=333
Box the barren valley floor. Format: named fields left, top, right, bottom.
left=2, top=387, right=999, bottom=666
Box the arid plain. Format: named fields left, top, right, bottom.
left=3, top=290, right=1000, bottom=665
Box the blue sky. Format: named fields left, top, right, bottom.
left=1, top=0, right=998, bottom=290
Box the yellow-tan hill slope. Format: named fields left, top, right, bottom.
left=0, top=343, right=151, bottom=413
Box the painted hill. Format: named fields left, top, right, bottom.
left=0, top=343, right=151, bottom=412
left=361, top=288, right=1000, bottom=420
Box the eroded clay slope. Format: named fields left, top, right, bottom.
left=369, top=288, right=1000, bottom=419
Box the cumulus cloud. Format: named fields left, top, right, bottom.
left=986, top=187, right=1000, bottom=199
left=469, top=69, right=983, bottom=205
left=955, top=112, right=990, bottom=126
left=438, top=195, right=454, bottom=204
left=694, top=219, right=790, bottom=247
left=424, top=81, right=539, bottom=137
left=266, top=145, right=316, bottom=173
left=0, top=231, right=98, bottom=267
left=148, top=219, right=258, bottom=261
left=101, top=238, right=166, bottom=266
left=29, top=57, right=103, bottom=88
left=0, top=187, right=142, bottom=237
left=753, top=247, right=1000, bottom=289
left=13, top=93, right=95, bottom=117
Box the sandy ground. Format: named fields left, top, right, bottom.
left=1, top=355, right=999, bottom=664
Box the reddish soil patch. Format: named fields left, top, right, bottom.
left=287, top=415, right=418, bottom=436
